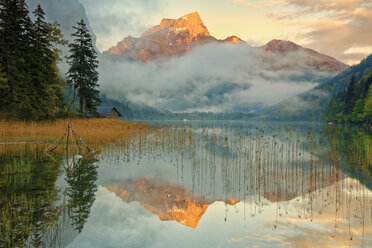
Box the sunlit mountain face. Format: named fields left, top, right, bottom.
left=106, top=12, right=346, bottom=72
left=106, top=12, right=245, bottom=62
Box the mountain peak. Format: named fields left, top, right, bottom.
left=181, top=11, right=201, bottom=20
left=223, top=36, right=244, bottom=44
left=263, top=39, right=302, bottom=53
left=262, top=39, right=346, bottom=71
left=108, top=12, right=215, bottom=61
left=106, top=15, right=345, bottom=71
left=156, top=11, right=210, bottom=39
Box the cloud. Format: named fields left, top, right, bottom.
left=299, top=6, right=372, bottom=64
left=67, top=187, right=162, bottom=248
left=230, top=0, right=286, bottom=8
left=79, top=0, right=168, bottom=51
left=98, top=43, right=330, bottom=113
left=234, top=0, right=372, bottom=64
left=344, top=46, right=372, bottom=55
left=286, top=0, right=372, bottom=12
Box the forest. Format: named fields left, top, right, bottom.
left=0, top=0, right=100, bottom=121
left=326, top=72, right=372, bottom=125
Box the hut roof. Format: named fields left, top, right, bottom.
left=97, top=106, right=122, bottom=117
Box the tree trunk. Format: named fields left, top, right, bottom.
left=79, top=93, right=84, bottom=115
left=72, top=86, right=76, bottom=114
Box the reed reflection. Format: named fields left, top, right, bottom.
left=101, top=123, right=371, bottom=245
left=0, top=141, right=100, bottom=247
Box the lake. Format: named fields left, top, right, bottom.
left=1, top=121, right=371, bottom=247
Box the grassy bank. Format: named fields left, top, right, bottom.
left=0, top=118, right=148, bottom=145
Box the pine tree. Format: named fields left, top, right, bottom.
left=344, top=74, right=358, bottom=115
left=30, top=5, right=50, bottom=119
left=31, top=5, right=66, bottom=120
left=0, top=64, right=8, bottom=110
left=0, top=1, right=66, bottom=120
left=364, top=85, right=372, bottom=118
left=0, top=0, right=33, bottom=119
left=67, top=20, right=100, bottom=116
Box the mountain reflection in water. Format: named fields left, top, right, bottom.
left=106, top=179, right=239, bottom=228
left=1, top=121, right=371, bottom=247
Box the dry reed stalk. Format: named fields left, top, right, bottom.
left=0, top=118, right=148, bottom=145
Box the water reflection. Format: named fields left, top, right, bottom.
left=0, top=146, right=99, bottom=247
left=93, top=122, right=371, bottom=247
left=0, top=121, right=371, bottom=247
left=65, top=154, right=98, bottom=233
left=0, top=153, right=61, bottom=247
left=106, top=179, right=238, bottom=228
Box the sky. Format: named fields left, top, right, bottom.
left=80, top=0, right=372, bottom=65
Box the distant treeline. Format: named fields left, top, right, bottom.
left=0, top=0, right=99, bottom=121
left=326, top=72, right=372, bottom=125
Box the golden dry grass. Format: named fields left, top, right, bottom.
left=0, top=118, right=148, bottom=145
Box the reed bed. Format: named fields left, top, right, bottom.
left=0, top=123, right=371, bottom=247
left=101, top=124, right=371, bottom=243
left=0, top=118, right=148, bottom=145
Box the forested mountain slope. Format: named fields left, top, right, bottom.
left=260, top=54, right=372, bottom=121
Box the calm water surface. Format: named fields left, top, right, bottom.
left=0, top=121, right=371, bottom=247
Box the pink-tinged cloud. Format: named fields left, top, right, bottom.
left=233, top=0, right=372, bottom=64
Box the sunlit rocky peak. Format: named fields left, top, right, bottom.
left=106, top=13, right=345, bottom=72
left=140, top=11, right=211, bottom=40
left=222, top=36, right=244, bottom=43
left=106, top=12, right=244, bottom=62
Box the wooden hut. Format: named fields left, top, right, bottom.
left=96, top=106, right=122, bottom=119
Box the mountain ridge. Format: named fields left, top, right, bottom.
left=262, top=39, right=346, bottom=71
left=107, top=11, right=247, bottom=62
left=106, top=11, right=346, bottom=72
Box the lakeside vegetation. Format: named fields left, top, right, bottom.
left=0, top=118, right=147, bottom=145
left=326, top=72, right=372, bottom=126
left=0, top=121, right=371, bottom=247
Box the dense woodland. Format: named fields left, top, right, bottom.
left=0, top=0, right=99, bottom=121
left=326, top=72, right=372, bottom=125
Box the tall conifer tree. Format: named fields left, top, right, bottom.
left=0, top=0, right=33, bottom=119
left=0, top=1, right=66, bottom=120
left=31, top=5, right=65, bottom=119
left=67, top=19, right=100, bottom=116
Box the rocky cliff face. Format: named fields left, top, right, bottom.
left=26, top=0, right=97, bottom=75
left=107, top=12, right=245, bottom=62
left=26, top=0, right=96, bottom=49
